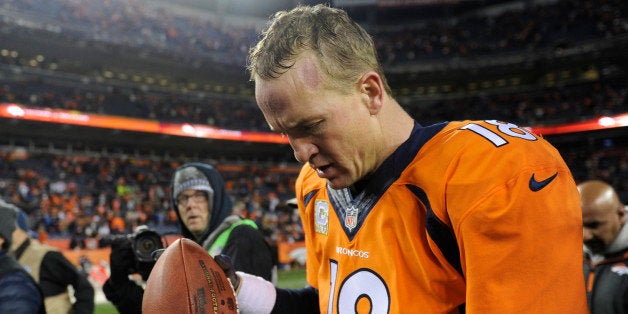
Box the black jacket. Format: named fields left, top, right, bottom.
left=584, top=223, right=628, bottom=314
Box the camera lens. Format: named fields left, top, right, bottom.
left=133, top=231, right=163, bottom=262
left=140, top=237, right=157, bottom=251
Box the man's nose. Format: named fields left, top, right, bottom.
left=290, top=137, right=317, bottom=163
left=583, top=228, right=593, bottom=241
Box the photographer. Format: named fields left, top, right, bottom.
left=101, top=225, right=163, bottom=314
left=103, top=162, right=275, bottom=314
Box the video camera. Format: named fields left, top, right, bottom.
left=101, top=225, right=164, bottom=279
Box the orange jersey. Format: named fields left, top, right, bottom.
left=295, top=120, right=587, bottom=313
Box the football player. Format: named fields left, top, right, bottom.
left=217, top=4, right=588, bottom=313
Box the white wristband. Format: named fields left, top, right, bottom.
left=235, top=271, right=276, bottom=314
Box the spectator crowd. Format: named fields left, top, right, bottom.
left=0, top=138, right=625, bottom=253
left=0, top=151, right=303, bottom=253
left=0, top=0, right=625, bottom=67
left=0, top=0, right=624, bottom=131
left=1, top=76, right=625, bottom=132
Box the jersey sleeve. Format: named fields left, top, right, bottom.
left=294, top=163, right=325, bottom=290
left=440, top=121, right=587, bottom=312
left=458, top=168, right=584, bottom=312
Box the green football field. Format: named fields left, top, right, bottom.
left=95, top=268, right=307, bottom=313
left=276, top=267, right=307, bottom=289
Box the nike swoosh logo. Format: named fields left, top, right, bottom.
left=529, top=172, right=558, bottom=192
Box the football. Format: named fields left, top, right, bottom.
left=142, top=238, right=238, bottom=314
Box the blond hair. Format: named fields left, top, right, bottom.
left=247, top=4, right=391, bottom=95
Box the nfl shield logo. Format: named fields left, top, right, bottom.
left=345, top=206, right=359, bottom=231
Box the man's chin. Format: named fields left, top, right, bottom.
left=327, top=177, right=351, bottom=190
left=186, top=221, right=204, bottom=232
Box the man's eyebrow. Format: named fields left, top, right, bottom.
left=583, top=221, right=601, bottom=227
left=271, top=118, right=309, bottom=134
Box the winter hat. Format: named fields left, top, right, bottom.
left=0, top=199, right=18, bottom=249
left=172, top=166, right=214, bottom=204
left=170, top=163, right=230, bottom=244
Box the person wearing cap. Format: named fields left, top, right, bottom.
left=579, top=180, right=628, bottom=313
left=103, top=162, right=275, bottom=314
left=0, top=199, right=45, bottom=313
left=11, top=208, right=95, bottom=314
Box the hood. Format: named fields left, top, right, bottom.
left=170, top=162, right=232, bottom=244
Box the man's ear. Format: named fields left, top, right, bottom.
left=359, top=72, right=384, bottom=116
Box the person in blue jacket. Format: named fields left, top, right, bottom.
left=0, top=198, right=45, bottom=314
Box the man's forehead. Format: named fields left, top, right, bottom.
left=296, top=57, right=322, bottom=90
left=255, top=58, right=324, bottom=133
left=583, top=204, right=618, bottom=223
left=582, top=204, right=605, bottom=216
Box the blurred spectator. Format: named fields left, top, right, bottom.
left=579, top=180, right=628, bottom=313
left=0, top=199, right=45, bottom=313
left=11, top=208, right=95, bottom=314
